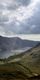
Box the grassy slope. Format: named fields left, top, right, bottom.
left=0, top=45, right=40, bottom=80
left=20, top=46, right=40, bottom=76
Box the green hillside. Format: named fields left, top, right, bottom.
left=0, top=44, right=40, bottom=80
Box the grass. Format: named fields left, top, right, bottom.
left=0, top=44, right=40, bottom=80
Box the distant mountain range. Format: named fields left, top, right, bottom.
left=0, top=36, right=40, bottom=58
left=0, top=36, right=39, bottom=50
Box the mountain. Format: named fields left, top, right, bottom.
left=0, top=36, right=39, bottom=50
left=0, top=43, right=40, bottom=80
left=18, top=43, right=40, bottom=76
left=5, top=43, right=40, bottom=77
left=0, top=36, right=40, bottom=58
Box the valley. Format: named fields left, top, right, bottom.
left=0, top=43, right=40, bottom=80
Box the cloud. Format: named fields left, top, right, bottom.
left=0, top=0, right=40, bottom=36
left=0, top=15, right=9, bottom=23
left=4, top=0, right=38, bottom=22
left=0, top=0, right=30, bottom=11
left=15, top=0, right=31, bottom=6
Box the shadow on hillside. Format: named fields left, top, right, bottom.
left=0, top=71, right=40, bottom=80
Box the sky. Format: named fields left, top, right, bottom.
left=0, top=0, right=40, bottom=36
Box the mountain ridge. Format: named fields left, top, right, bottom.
left=0, top=36, right=40, bottom=58
left=0, top=35, right=39, bottom=50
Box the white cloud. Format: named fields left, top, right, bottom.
left=0, top=26, right=16, bottom=36
left=0, top=0, right=39, bottom=24
left=0, top=26, right=5, bottom=35
left=0, top=0, right=40, bottom=35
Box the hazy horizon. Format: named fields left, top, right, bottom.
left=0, top=34, right=40, bottom=41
